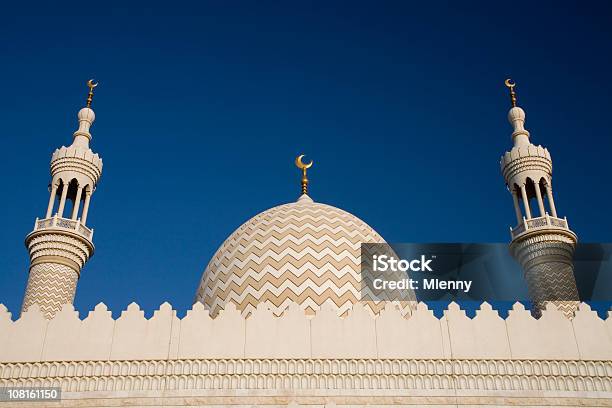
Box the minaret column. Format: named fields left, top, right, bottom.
left=511, top=188, right=522, bottom=224
left=81, top=189, right=92, bottom=225
left=546, top=183, right=558, bottom=217
left=71, top=183, right=83, bottom=220
left=534, top=181, right=546, bottom=216
left=57, top=182, right=69, bottom=217
left=519, top=183, right=532, bottom=219
left=45, top=182, right=58, bottom=218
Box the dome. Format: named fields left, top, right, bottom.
left=195, top=194, right=414, bottom=317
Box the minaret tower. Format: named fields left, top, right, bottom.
left=500, top=79, right=579, bottom=318
left=22, top=80, right=103, bottom=319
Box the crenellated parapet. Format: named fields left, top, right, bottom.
left=0, top=301, right=611, bottom=406
left=500, top=143, right=552, bottom=188
left=50, top=144, right=103, bottom=190
left=1, top=301, right=611, bottom=362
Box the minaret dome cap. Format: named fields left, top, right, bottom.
left=508, top=106, right=525, bottom=123
left=73, top=107, right=96, bottom=145
left=507, top=106, right=530, bottom=147
left=78, top=107, right=96, bottom=124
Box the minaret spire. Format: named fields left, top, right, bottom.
left=503, top=79, right=531, bottom=148
left=21, top=80, right=104, bottom=319
left=295, top=154, right=313, bottom=196
left=499, top=79, right=579, bottom=318
left=86, top=79, right=98, bottom=108
left=72, top=81, right=98, bottom=149
left=504, top=78, right=518, bottom=107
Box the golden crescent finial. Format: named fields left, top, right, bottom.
left=504, top=78, right=517, bottom=108
left=295, top=154, right=313, bottom=195
left=295, top=154, right=313, bottom=170
left=86, top=79, right=98, bottom=108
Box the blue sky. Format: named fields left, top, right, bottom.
left=0, top=2, right=610, bottom=316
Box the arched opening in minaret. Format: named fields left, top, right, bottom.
left=521, top=177, right=551, bottom=218
left=65, top=179, right=79, bottom=218
left=51, top=179, right=67, bottom=217
left=49, top=178, right=86, bottom=220
left=65, top=178, right=89, bottom=221
left=524, top=177, right=537, bottom=216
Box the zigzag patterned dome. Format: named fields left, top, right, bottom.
left=195, top=194, right=402, bottom=317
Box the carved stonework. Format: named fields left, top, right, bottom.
left=50, top=144, right=102, bottom=192
left=510, top=217, right=579, bottom=319
left=1, top=301, right=608, bottom=363
left=500, top=144, right=552, bottom=188
left=1, top=357, right=610, bottom=393
left=26, top=229, right=92, bottom=269
left=21, top=263, right=78, bottom=319
left=22, top=227, right=93, bottom=319
left=0, top=301, right=611, bottom=406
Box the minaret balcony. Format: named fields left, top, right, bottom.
left=32, top=215, right=94, bottom=241
left=511, top=214, right=573, bottom=240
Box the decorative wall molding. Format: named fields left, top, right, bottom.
left=1, top=357, right=611, bottom=392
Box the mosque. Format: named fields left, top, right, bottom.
left=0, top=80, right=610, bottom=407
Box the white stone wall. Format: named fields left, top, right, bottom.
left=0, top=301, right=611, bottom=407
left=1, top=301, right=611, bottom=362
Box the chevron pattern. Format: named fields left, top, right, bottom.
left=196, top=196, right=414, bottom=317
left=21, top=262, right=78, bottom=319
left=511, top=234, right=580, bottom=318
left=525, top=261, right=580, bottom=318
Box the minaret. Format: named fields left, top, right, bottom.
left=22, top=80, right=103, bottom=319
left=500, top=79, right=579, bottom=318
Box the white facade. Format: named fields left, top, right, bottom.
left=1, top=81, right=611, bottom=407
